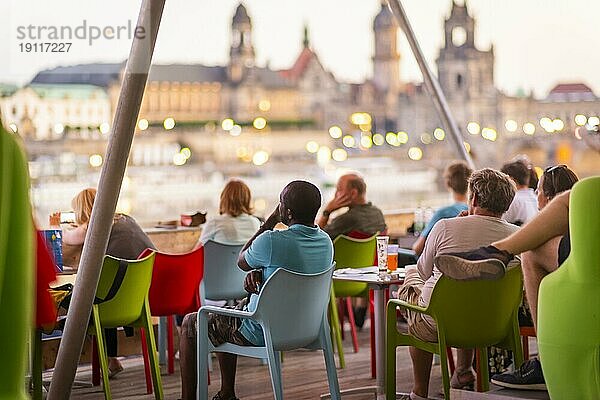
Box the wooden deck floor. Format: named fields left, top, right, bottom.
left=46, top=320, right=446, bottom=399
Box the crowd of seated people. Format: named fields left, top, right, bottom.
left=42, top=158, right=590, bottom=400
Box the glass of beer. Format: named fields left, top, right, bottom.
left=387, top=244, right=399, bottom=271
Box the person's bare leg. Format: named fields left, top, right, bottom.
left=216, top=352, right=238, bottom=399
left=409, top=347, right=433, bottom=398
left=521, top=238, right=560, bottom=331
left=456, top=348, right=474, bottom=372
left=180, top=314, right=197, bottom=400
left=493, top=191, right=570, bottom=255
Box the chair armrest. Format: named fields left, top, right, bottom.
left=387, top=298, right=431, bottom=316
left=198, top=305, right=254, bottom=320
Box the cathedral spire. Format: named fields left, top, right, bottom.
left=303, top=24, right=310, bottom=48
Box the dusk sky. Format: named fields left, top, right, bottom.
left=2, top=0, right=599, bottom=98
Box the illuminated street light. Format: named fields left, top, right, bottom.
left=505, top=120, right=518, bottom=132
left=221, top=118, right=234, bottom=131
left=54, top=123, right=65, bottom=135
left=89, top=154, right=103, bottom=167
left=253, top=117, right=267, bottom=130
left=138, top=119, right=149, bottom=131
left=350, top=112, right=371, bottom=125
left=173, top=153, right=187, bottom=166
left=163, top=117, right=175, bottom=130
left=467, top=122, right=480, bottom=135
left=372, top=133, right=384, bottom=145
left=329, top=125, right=343, bottom=139
left=420, top=133, right=432, bottom=144
left=385, top=132, right=398, bottom=146
left=588, top=116, right=600, bottom=127
left=523, top=123, right=536, bottom=135
left=317, top=146, right=331, bottom=164
left=180, top=147, right=192, bottom=159
left=100, top=122, right=110, bottom=134
left=229, top=124, right=242, bottom=136
left=332, top=148, right=348, bottom=161
left=574, top=114, right=587, bottom=126
left=408, top=147, right=423, bottom=161
left=360, top=135, right=373, bottom=148
left=252, top=150, right=269, bottom=166
left=342, top=135, right=356, bottom=148
left=258, top=100, right=271, bottom=112
left=552, top=119, right=564, bottom=132
left=481, top=127, right=497, bottom=141
left=305, top=141, right=319, bottom=153
left=433, top=128, right=445, bottom=141
left=397, top=131, right=409, bottom=144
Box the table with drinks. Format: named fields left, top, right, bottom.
left=329, top=236, right=407, bottom=399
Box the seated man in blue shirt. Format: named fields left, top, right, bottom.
left=179, top=180, right=333, bottom=400
left=412, top=161, right=472, bottom=256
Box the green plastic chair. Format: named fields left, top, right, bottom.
left=386, top=266, right=524, bottom=400
left=329, top=234, right=377, bottom=365
left=538, top=176, right=600, bottom=399
left=0, top=124, right=34, bottom=400
left=197, top=265, right=341, bottom=400
left=90, top=252, right=163, bottom=400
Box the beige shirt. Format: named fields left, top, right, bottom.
left=417, top=215, right=519, bottom=308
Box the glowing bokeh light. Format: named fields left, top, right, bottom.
left=305, top=141, right=319, bottom=153
left=408, top=147, right=423, bottom=161
left=329, top=125, right=343, bottom=139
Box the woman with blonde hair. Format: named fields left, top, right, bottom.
left=51, top=187, right=154, bottom=377
left=197, top=179, right=260, bottom=245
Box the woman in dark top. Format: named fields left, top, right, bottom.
left=52, top=188, right=154, bottom=377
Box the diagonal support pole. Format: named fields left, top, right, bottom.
left=386, top=0, right=476, bottom=170
left=47, top=1, right=166, bottom=398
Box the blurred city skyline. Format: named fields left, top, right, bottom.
left=2, top=0, right=600, bottom=97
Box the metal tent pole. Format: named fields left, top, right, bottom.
left=385, top=0, right=476, bottom=169
left=47, top=0, right=166, bottom=398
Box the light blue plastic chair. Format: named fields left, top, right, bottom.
left=201, top=240, right=246, bottom=302
left=196, top=265, right=341, bottom=400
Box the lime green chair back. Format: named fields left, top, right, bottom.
left=95, top=254, right=155, bottom=327
left=91, top=252, right=163, bottom=399
left=386, top=266, right=524, bottom=400
left=332, top=234, right=377, bottom=297
left=538, top=176, right=600, bottom=399
left=0, top=125, right=34, bottom=400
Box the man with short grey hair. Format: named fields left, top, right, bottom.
left=397, top=168, right=519, bottom=400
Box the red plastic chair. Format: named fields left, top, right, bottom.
left=139, top=246, right=205, bottom=394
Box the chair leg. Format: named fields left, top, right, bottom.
left=265, top=342, right=284, bottom=400
left=370, top=290, right=376, bottom=378
left=320, top=321, right=341, bottom=400
left=522, top=335, right=529, bottom=360
left=438, top=341, right=451, bottom=400
left=142, top=301, right=164, bottom=400
left=338, top=299, right=345, bottom=340
left=345, top=298, right=359, bottom=353
left=91, top=336, right=100, bottom=386
left=476, top=347, right=490, bottom=392
left=167, top=315, right=174, bottom=374
left=32, top=329, right=43, bottom=400
left=328, top=287, right=345, bottom=368
left=92, top=306, right=111, bottom=400
left=197, top=312, right=210, bottom=400
left=140, top=328, right=153, bottom=394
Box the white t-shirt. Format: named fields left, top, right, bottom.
left=417, top=215, right=519, bottom=309
left=502, top=188, right=538, bottom=225
left=198, top=213, right=260, bottom=245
